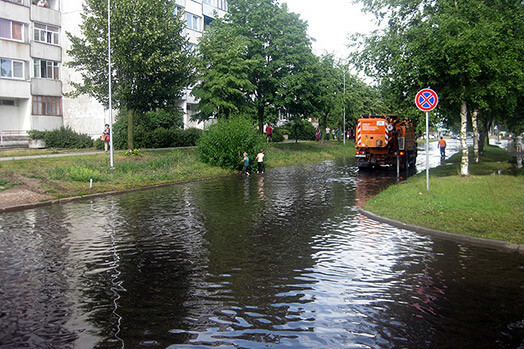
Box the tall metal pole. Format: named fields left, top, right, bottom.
left=108, top=0, right=114, bottom=168
left=343, top=67, right=346, bottom=145
left=426, top=111, right=429, bottom=191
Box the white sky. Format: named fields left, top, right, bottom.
left=280, top=0, right=379, bottom=60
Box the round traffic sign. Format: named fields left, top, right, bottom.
left=415, top=88, right=439, bottom=112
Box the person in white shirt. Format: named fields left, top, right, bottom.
left=255, top=149, right=265, bottom=174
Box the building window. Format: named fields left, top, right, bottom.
left=1, top=58, right=24, bottom=79
left=33, top=59, right=59, bottom=79
left=1, top=99, right=17, bottom=106
left=186, top=13, right=200, bottom=31
left=203, top=0, right=213, bottom=4
left=4, top=0, right=24, bottom=4
left=217, top=0, right=227, bottom=10
left=34, top=23, right=59, bottom=45
left=32, top=95, right=62, bottom=116
left=0, top=18, right=24, bottom=41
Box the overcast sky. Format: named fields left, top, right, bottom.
left=279, top=0, right=378, bottom=59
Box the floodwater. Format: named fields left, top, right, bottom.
left=0, top=155, right=523, bottom=348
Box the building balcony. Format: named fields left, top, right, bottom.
left=0, top=78, right=30, bottom=99
left=0, top=39, right=30, bottom=60
left=175, top=0, right=186, bottom=7
left=0, top=1, right=30, bottom=23
left=31, top=77, right=61, bottom=96
left=202, top=2, right=226, bottom=18
left=31, top=41, right=61, bottom=61
left=30, top=3, right=60, bottom=27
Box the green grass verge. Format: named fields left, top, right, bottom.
left=364, top=146, right=524, bottom=244
left=0, top=141, right=354, bottom=202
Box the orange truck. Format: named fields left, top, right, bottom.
left=355, top=114, right=417, bottom=170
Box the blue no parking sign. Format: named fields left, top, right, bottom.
left=415, top=88, right=439, bottom=112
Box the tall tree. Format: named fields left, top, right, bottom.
left=352, top=0, right=524, bottom=175
left=195, top=0, right=315, bottom=132
left=67, top=0, right=193, bottom=150
left=192, top=21, right=255, bottom=120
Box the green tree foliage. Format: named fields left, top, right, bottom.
left=197, top=117, right=265, bottom=170
left=195, top=0, right=316, bottom=131
left=352, top=0, right=524, bottom=175
left=67, top=0, right=193, bottom=150
left=192, top=22, right=256, bottom=120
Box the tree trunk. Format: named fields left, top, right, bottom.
left=258, top=106, right=264, bottom=134
left=479, top=117, right=491, bottom=154
left=128, top=109, right=134, bottom=151
left=471, top=108, right=479, bottom=163
left=460, top=101, right=469, bottom=176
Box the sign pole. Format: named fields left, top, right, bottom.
left=426, top=111, right=429, bottom=191
left=415, top=88, right=438, bottom=192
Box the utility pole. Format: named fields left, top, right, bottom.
left=108, top=0, right=114, bottom=168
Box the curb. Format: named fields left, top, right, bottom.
left=357, top=207, right=524, bottom=254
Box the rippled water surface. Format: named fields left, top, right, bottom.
left=0, top=158, right=523, bottom=348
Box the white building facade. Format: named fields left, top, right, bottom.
left=0, top=0, right=228, bottom=143
left=0, top=0, right=63, bottom=142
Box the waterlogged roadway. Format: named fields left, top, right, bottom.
left=0, top=154, right=523, bottom=348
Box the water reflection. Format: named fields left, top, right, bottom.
left=0, top=158, right=522, bottom=348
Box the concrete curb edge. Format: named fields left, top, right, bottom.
left=357, top=207, right=524, bottom=254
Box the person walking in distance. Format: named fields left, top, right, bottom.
left=438, top=136, right=447, bottom=158
left=255, top=149, right=265, bottom=174
left=265, top=124, right=273, bottom=143
left=101, top=124, right=110, bottom=152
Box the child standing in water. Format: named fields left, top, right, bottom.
left=255, top=149, right=265, bottom=173
left=242, top=152, right=250, bottom=176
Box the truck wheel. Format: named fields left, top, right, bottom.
left=357, top=159, right=371, bottom=169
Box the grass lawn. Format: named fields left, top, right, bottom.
left=0, top=141, right=354, bottom=202
left=364, top=146, right=524, bottom=244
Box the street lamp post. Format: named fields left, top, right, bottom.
left=108, top=0, right=114, bottom=168
left=343, top=67, right=346, bottom=145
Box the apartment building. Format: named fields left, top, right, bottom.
left=175, top=0, right=228, bottom=129
left=0, top=0, right=228, bottom=143
left=0, top=0, right=62, bottom=142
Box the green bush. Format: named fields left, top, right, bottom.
left=29, top=126, right=93, bottom=148
left=286, top=120, right=316, bottom=141
left=28, top=130, right=46, bottom=140
left=112, top=110, right=202, bottom=149
left=197, top=117, right=265, bottom=170
left=272, top=127, right=285, bottom=142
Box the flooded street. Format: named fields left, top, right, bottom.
left=0, top=151, right=523, bottom=348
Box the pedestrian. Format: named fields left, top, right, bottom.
left=101, top=124, right=110, bottom=152
left=315, top=127, right=320, bottom=142
left=326, top=127, right=330, bottom=140
left=332, top=129, right=336, bottom=141
left=265, top=124, right=273, bottom=143
left=255, top=149, right=265, bottom=174
left=242, top=152, right=250, bottom=176
left=438, top=136, right=446, bottom=158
